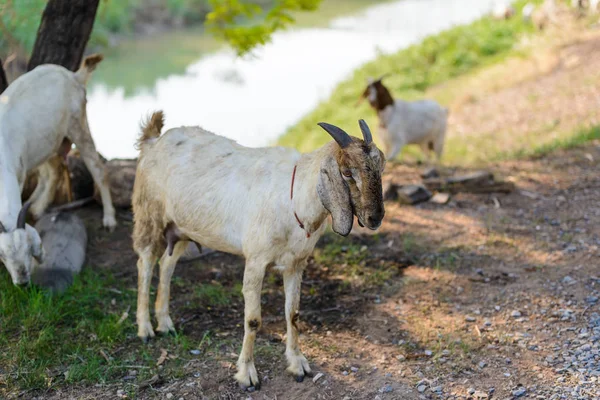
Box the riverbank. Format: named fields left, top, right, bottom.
left=279, top=0, right=600, bottom=165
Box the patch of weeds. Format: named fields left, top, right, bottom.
left=0, top=268, right=136, bottom=393
left=194, top=282, right=241, bottom=307
left=508, top=125, right=600, bottom=160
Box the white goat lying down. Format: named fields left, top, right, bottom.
left=133, top=112, right=385, bottom=389
left=360, top=75, right=448, bottom=162
left=0, top=54, right=116, bottom=285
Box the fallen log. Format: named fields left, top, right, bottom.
left=30, top=212, right=87, bottom=294
left=67, top=151, right=137, bottom=208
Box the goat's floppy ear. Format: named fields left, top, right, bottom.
left=317, top=155, right=353, bottom=236
left=27, top=226, right=44, bottom=264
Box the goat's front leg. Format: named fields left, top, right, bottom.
left=155, top=241, right=187, bottom=335
left=235, top=258, right=267, bottom=390
left=283, top=263, right=311, bottom=381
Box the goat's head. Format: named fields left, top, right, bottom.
left=359, top=75, right=394, bottom=111
left=0, top=202, right=44, bottom=286
left=317, top=120, right=386, bottom=236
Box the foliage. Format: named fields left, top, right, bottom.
left=206, top=0, right=321, bottom=55
left=278, top=0, right=540, bottom=152
left=0, top=0, right=321, bottom=58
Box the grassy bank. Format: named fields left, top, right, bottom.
left=278, top=0, right=540, bottom=154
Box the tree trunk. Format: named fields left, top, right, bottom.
left=27, top=0, right=100, bottom=72
left=0, top=58, right=8, bottom=93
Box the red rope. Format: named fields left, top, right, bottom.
left=291, top=165, right=310, bottom=238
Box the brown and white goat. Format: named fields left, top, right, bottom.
left=360, top=75, right=448, bottom=162
left=132, top=112, right=385, bottom=390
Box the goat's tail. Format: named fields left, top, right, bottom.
left=136, top=111, right=165, bottom=150
left=74, top=53, right=103, bottom=85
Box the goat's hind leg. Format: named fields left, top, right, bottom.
left=283, top=262, right=311, bottom=382
left=28, top=160, right=59, bottom=219
left=68, top=113, right=116, bottom=230
left=155, top=241, right=187, bottom=335
left=136, top=246, right=157, bottom=342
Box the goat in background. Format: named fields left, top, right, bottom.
left=0, top=54, right=116, bottom=285
left=360, top=75, right=448, bottom=162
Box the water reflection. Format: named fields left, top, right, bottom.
left=87, top=0, right=510, bottom=159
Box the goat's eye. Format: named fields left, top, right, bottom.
left=342, top=170, right=352, bottom=178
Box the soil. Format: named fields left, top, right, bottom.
left=25, top=139, right=600, bottom=400
left=13, top=8, right=600, bottom=400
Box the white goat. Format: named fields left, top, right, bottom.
left=133, top=112, right=385, bottom=390
left=0, top=54, right=116, bottom=285
left=572, top=0, right=599, bottom=13
left=360, top=76, right=448, bottom=162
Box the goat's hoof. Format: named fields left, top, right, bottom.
left=239, top=381, right=261, bottom=392
left=103, top=214, right=117, bottom=231
left=140, top=335, right=152, bottom=344
left=235, top=362, right=260, bottom=391
left=286, top=353, right=312, bottom=382
left=156, top=328, right=176, bottom=337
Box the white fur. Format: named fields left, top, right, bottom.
left=0, top=60, right=116, bottom=285
left=378, top=99, right=448, bottom=161
left=134, top=122, right=383, bottom=388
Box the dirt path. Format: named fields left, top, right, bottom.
left=27, top=140, right=598, bottom=400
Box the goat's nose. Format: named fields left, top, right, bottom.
left=367, top=216, right=382, bottom=229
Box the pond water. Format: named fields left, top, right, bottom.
left=87, top=0, right=511, bottom=159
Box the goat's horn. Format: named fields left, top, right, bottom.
left=358, top=119, right=373, bottom=144
left=0, top=220, right=6, bottom=233
left=317, top=122, right=353, bottom=148
left=374, top=73, right=391, bottom=83
left=17, top=201, right=31, bottom=230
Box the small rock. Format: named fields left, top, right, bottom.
left=166, top=394, right=174, bottom=400
left=466, top=315, right=476, bottom=322
left=350, top=366, right=359, bottom=373
left=562, top=276, right=577, bottom=285
left=431, top=385, right=442, bottom=393
left=342, top=371, right=349, bottom=376
left=380, top=384, right=393, bottom=393
left=397, top=185, right=432, bottom=205
left=424, top=350, right=433, bottom=356
left=586, top=296, right=598, bottom=304
left=473, top=390, right=488, bottom=399
left=495, top=306, right=501, bottom=311
left=421, top=167, right=439, bottom=179
left=479, top=361, right=487, bottom=368
left=417, top=384, right=427, bottom=393
left=430, top=192, right=450, bottom=204
left=511, top=310, right=522, bottom=318
left=468, top=387, right=476, bottom=395
left=312, top=372, right=324, bottom=383
left=189, top=349, right=201, bottom=355
left=512, top=387, right=526, bottom=397
left=383, top=182, right=399, bottom=201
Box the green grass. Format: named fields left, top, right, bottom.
left=510, top=125, right=600, bottom=159
left=0, top=259, right=252, bottom=396
left=0, top=268, right=137, bottom=393
left=278, top=0, right=541, bottom=153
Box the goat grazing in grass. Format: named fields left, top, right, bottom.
left=360, top=75, right=448, bottom=162
left=0, top=54, right=116, bottom=285
left=133, top=111, right=385, bottom=390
